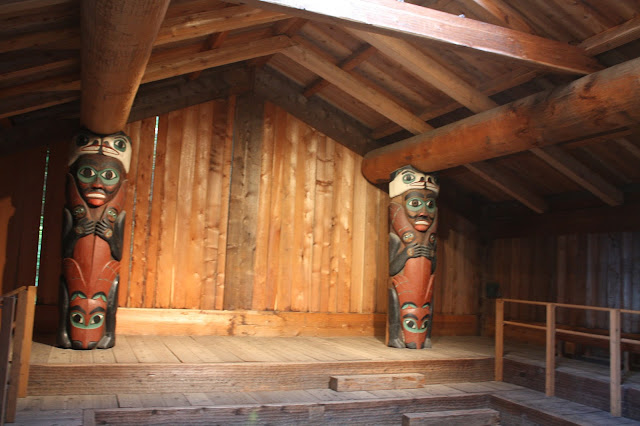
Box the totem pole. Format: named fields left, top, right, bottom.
left=57, top=130, right=131, bottom=350
left=387, top=166, right=439, bottom=349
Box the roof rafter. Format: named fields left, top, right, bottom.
left=230, top=0, right=601, bottom=74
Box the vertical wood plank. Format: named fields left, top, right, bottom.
left=610, top=308, right=621, bottom=417
left=213, top=98, right=235, bottom=310
left=251, top=102, right=276, bottom=311
left=38, top=141, right=68, bottom=305
left=145, top=115, right=168, bottom=308
left=0, top=296, right=16, bottom=423
left=495, top=299, right=504, bottom=381
left=155, top=110, right=184, bottom=308
left=172, top=105, right=199, bottom=309
left=350, top=154, right=366, bottom=313
left=128, top=117, right=157, bottom=308
left=224, top=95, right=264, bottom=310
left=375, top=188, right=389, bottom=314
left=313, top=134, right=334, bottom=313
left=120, top=121, right=141, bottom=307
left=545, top=303, right=556, bottom=397
left=264, top=106, right=287, bottom=311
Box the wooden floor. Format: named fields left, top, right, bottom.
left=29, top=335, right=495, bottom=365
left=11, top=335, right=640, bottom=425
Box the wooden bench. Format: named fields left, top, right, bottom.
left=402, top=408, right=500, bottom=426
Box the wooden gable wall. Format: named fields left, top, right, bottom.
left=0, top=95, right=481, bottom=336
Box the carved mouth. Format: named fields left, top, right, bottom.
left=86, top=192, right=106, bottom=199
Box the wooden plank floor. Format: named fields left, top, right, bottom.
left=30, top=335, right=496, bottom=365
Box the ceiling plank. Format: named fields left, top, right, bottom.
left=0, top=27, right=78, bottom=54
left=347, top=28, right=498, bottom=113
left=231, top=0, right=601, bottom=74
left=155, top=5, right=289, bottom=46
left=530, top=146, right=623, bottom=206
left=464, top=162, right=548, bottom=213
left=579, top=15, right=640, bottom=56
left=362, top=56, right=640, bottom=183
left=143, top=35, right=294, bottom=83
left=81, top=0, right=170, bottom=134
left=281, top=43, right=431, bottom=134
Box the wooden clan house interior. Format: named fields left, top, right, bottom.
left=1, top=0, right=640, bottom=424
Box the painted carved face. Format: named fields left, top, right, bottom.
left=69, top=130, right=132, bottom=173
left=73, top=155, right=124, bottom=207
left=389, top=166, right=439, bottom=198
left=400, top=302, right=431, bottom=349
left=403, top=190, right=437, bottom=232
left=68, top=290, right=107, bottom=350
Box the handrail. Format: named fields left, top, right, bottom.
left=495, top=298, right=640, bottom=418
left=0, top=286, right=37, bottom=424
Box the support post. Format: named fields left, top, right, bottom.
left=545, top=303, right=556, bottom=396
left=495, top=299, right=504, bottom=381
left=610, top=309, right=621, bottom=417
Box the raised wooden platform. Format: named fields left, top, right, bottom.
left=13, top=335, right=640, bottom=425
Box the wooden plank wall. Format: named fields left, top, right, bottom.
left=1, top=96, right=483, bottom=335
left=486, top=232, right=640, bottom=333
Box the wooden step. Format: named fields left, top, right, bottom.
left=330, top=373, right=425, bottom=391
left=28, top=358, right=493, bottom=395
left=402, top=408, right=500, bottom=425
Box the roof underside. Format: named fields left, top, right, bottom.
left=1, top=0, right=640, bottom=230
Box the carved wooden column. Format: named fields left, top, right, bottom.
left=387, top=166, right=439, bottom=349
left=57, top=130, right=131, bottom=349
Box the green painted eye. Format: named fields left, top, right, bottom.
left=70, top=311, right=85, bottom=326
left=402, top=173, right=415, bottom=184
left=403, top=318, right=428, bottom=333
left=406, top=197, right=424, bottom=211
left=100, top=169, right=119, bottom=185
left=425, top=198, right=437, bottom=214
left=86, top=313, right=105, bottom=329
left=113, top=138, right=127, bottom=152
left=77, top=166, right=97, bottom=184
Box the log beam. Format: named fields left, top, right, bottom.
left=230, top=0, right=601, bottom=74
left=80, top=0, right=170, bottom=134
left=362, top=57, right=640, bottom=183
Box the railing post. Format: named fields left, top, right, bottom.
left=610, top=309, right=621, bottom=417
left=495, top=299, right=504, bottom=381
left=1, top=296, right=17, bottom=424
left=545, top=303, right=556, bottom=397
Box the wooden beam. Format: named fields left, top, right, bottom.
left=362, top=57, right=640, bottom=183
left=142, top=35, right=294, bottom=84
left=255, top=67, right=376, bottom=156
left=530, top=146, right=624, bottom=206
left=0, top=27, right=78, bottom=54
left=579, top=15, right=640, bottom=56
left=155, top=5, right=288, bottom=46
left=469, top=0, right=535, bottom=34
left=464, top=163, right=548, bottom=214
left=347, top=28, right=498, bottom=113
left=281, top=44, right=430, bottom=134
left=81, top=0, right=170, bottom=134
left=230, top=0, right=601, bottom=74
left=303, top=45, right=377, bottom=98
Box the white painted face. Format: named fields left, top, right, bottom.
left=68, top=130, right=132, bottom=173
left=389, top=166, right=439, bottom=198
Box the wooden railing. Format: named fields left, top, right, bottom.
left=494, top=298, right=640, bottom=418
left=0, top=286, right=37, bottom=425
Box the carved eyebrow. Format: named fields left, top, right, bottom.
left=404, top=191, right=427, bottom=200
left=70, top=305, right=86, bottom=314
left=89, top=307, right=106, bottom=315
left=91, top=292, right=107, bottom=300
left=70, top=291, right=87, bottom=300
left=402, top=313, right=419, bottom=320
